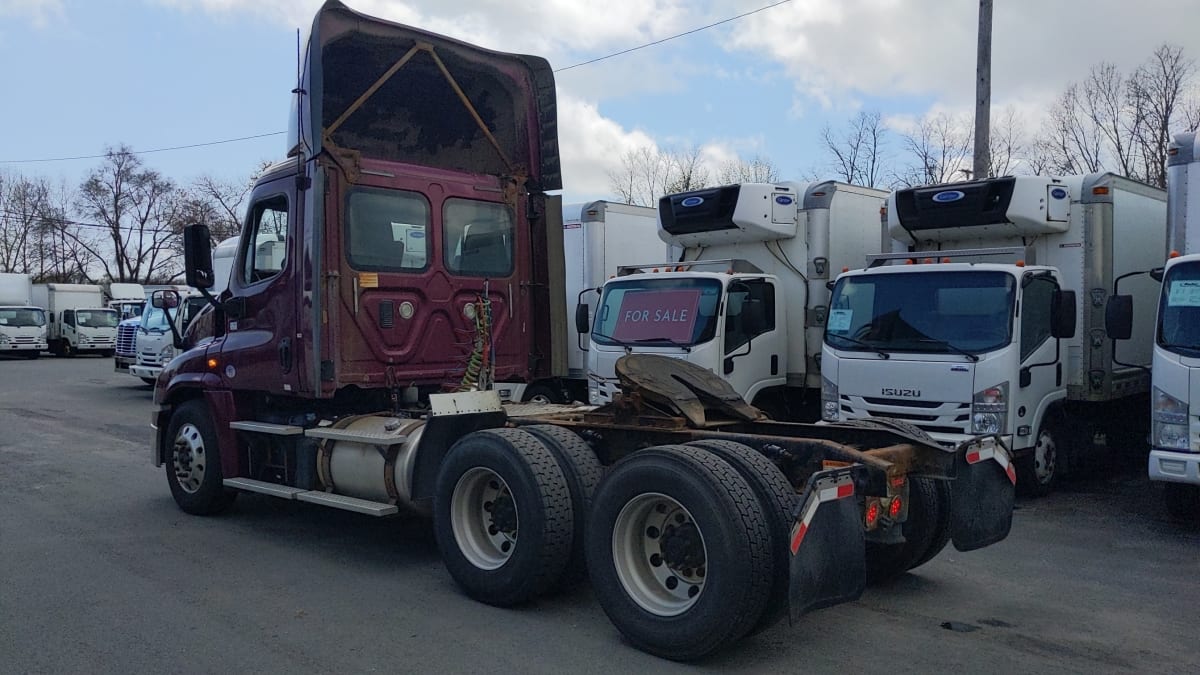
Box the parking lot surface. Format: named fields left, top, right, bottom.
left=2, top=356, right=1197, bottom=673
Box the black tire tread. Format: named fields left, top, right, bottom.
left=685, top=439, right=794, bottom=633
left=523, top=424, right=603, bottom=585
left=165, top=399, right=237, bottom=516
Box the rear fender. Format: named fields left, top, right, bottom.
left=950, top=437, right=1016, bottom=551
left=788, top=466, right=866, bottom=620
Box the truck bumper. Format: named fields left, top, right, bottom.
left=114, top=355, right=136, bottom=372
left=130, top=363, right=163, bottom=380
left=1149, top=448, right=1200, bottom=485
left=1, top=342, right=46, bottom=352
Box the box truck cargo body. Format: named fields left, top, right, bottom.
left=32, top=283, right=119, bottom=356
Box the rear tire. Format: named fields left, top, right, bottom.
left=433, top=428, right=573, bottom=607
left=865, top=476, right=943, bottom=584
left=685, top=439, right=794, bottom=634
left=586, top=445, right=773, bottom=661
left=522, top=424, right=603, bottom=586
left=165, top=399, right=237, bottom=515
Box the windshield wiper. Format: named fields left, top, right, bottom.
left=915, top=337, right=980, bottom=362
left=825, top=333, right=890, bottom=359
left=633, top=337, right=692, bottom=352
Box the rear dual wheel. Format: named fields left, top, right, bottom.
left=586, top=445, right=774, bottom=661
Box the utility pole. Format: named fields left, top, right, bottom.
left=973, top=0, right=992, bottom=180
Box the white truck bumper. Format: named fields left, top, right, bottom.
left=129, top=363, right=163, bottom=380
left=1, top=342, right=46, bottom=352
left=1149, top=449, right=1200, bottom=486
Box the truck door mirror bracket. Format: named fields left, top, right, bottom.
left=1019, top=367, right=1032, bottom=388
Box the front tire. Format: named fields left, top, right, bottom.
left=165, top=399, right=237, bottom=515
left=586, top=445, right=773, bottom=661
left=433, top=428, right=573, bottom=607
left=141, top=377, right=157, bottom=386
left=522, top=383, right=565, bottom=405
left=1017, top=422, right=1060, bottom=497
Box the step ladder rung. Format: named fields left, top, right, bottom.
left=223, top=477, right=304, bottom=498
left=229, top=421, right=305, bottom=436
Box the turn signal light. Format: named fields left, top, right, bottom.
left=942, top=257, right=951, bottom=263
left=1015, top=260, right=1026, bottom=267
left=1092, top=186, right=1110, bottom=195
left=1170, top=250, right=1181, bottom=259
left=207, top=358, right=219, bottom=370
left=905, top=259, right=915, bottom=265
left=888, top=496, right=903, bottom=519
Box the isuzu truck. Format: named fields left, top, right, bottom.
left=581, top=181, right=887, bottom=420
left=31, top=283, right=119, bottom=357
left=0, top=273, right=48, bottom=359
left=824, top=174, right=1165, bottom=495
left=150, top=1, right=1017, bottom=661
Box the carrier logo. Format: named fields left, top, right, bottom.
left=881, top=387, right=921, bottom=398
left=680, top=196, right=704, bottom=207
left=931, top=190, right=965, bottom=203
left=1050, top=187, right=1068, bottom=199
left=775, top=195, right=794, bottom=205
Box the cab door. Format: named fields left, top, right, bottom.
left=721, top=278, right=786, bottom=402
left=219, top=176, right=301, bottom=395
left=1012, top=274, right=1064, bottom=449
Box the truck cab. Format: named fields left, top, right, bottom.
left=0, top=272, right=48, bottom=359
left=130, top=294, right=205, bottom=384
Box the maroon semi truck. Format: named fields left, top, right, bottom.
left=152, top=0, right=1018, bottom=661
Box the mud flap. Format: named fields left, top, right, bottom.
left=950, top=439, right=1016, bottom=552
left=788, top=467, right=866, bottom=621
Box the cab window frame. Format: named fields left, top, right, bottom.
left=240, top=192, right=291, bottom=287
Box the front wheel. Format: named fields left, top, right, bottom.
left=165, top=399, right=237, bottom=515
left=586, top=445, right=773, bottom=661
left=141, top=377, right=157, bottom=386
left=25, top=351, right=39, bottom=360
left=1017, top=423, right=1060, bottom=497
left=522, top=384, right=565, bottom=405
left=1163, top=483, right=1199, bottom=521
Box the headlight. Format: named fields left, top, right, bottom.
left=39, top=331, right=48, bottom=340
left=160, top=344, right=176, bottom=361
left=972, top=382, right=1008, bottom=435
left=821, top=376, right=840, bottom=421
left=1153, top=387, right=1191, bottom=451
left=0, top=334, right=9, bottom=343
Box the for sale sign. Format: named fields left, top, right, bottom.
left=612, top=289, right=702, bottom=342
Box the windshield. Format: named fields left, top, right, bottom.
left=592, top=277, right=722, bottom=348
left=0, top=307, right=46, bottom=327
left=116, top=302, right=144, bottom=320
left=1158, top=260, right=1200, bottom=356
left=76, top=309, right=119, bottom=328
left=140, top=306, right=176, bottom=331
left=826, top=271, right=1016, bottom=355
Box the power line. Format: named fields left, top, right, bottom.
left=0, top=1, right=791, bottom=165
left=0, top=131, right=286, bottom=165
left=554, top=0, right=792, bottom=73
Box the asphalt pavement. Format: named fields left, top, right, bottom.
left=1, top=355, right=1197, bottom=674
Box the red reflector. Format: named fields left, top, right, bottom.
left=836, top=483, right=854, bottom=499
left=790, top=522, right=808, bottom=554
left=889, top=475, right=905, bottom=488
left=1006, top=463, right=1017, bottom=485
left=865, top=502, right=880, bottom=527
left=966, top=451, right=981, bottom=464
left=889, top=496, right=903, bottom=519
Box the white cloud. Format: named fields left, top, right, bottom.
left=556, top=96, right=657, bottom=201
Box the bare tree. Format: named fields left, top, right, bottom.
left=74, top=145, right=183, bottom=283
left=988, top=106, right=1028, bottom=177
left=1128, top=44, right=1194, bottom=187
left=177, top=173, right=256, bottom=243
left=717, top=154, right=781, bottom=184
left=608, top=146, right=714, bottom=206
left=893, top=112, right=973, bottom=187
left=819, top=111, right=889, bottom=187
left=0, top=171, right=48, bottom=273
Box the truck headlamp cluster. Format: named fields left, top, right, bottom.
left=1153, top=387, right=1191, bottom=451
left=972, top=382, right=1008, bottom=435
left=821, top=376, right=839, bottom=421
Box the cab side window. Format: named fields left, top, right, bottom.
left=443, top=199, right=514, bottom=277
left=242, top=195, right=289, bottom=285
left=1020, top=276, right=1055, bottom=360
left=63, top=310, right=74, bottom=326
left=725, top=279, right=776, bottom=353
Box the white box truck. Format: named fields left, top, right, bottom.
left=1106, top=132, right=1200, bottom=518
left=581, top=181, right=888, bottom=419
left=823, top=173, right=1165, bottom=495
left=31, top=283, right=120, bottom=357
left=0, top=273, right=49, bottom=359
left=107, top=282, right=146, bottom=320
left=496, top=200, right=667, bottom=403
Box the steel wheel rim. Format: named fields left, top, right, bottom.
left=528, top=393, right=553, bottom=404
left=172, top=423, right=206, bottom=494
left=451, top=467, right=518, bottom=570
left=612, top=492, right=707, bottom=617
left=1034, top=429, right=1057, bottom=485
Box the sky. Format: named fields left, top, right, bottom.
left=1, top=0, right=1198, bottom=204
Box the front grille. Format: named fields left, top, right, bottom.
left=841, top=394, right=971, bottom=436
left=117, top=324, right=138, bottom=356
left=11, top=336, right=38, bottom=344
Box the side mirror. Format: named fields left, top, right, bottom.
left=1105, top=294, right=1134, bottom=340
left=575, top=303, right=590, bottom=335
left=1150, top=267, right=1165, bottom=283
left=1051, top=289, right=1077, bottom=339
left=724, top=356, right=734, bottom=375
left=183, top=224, right=215, bottom=290
left=151, top=290, right=180, bottom=309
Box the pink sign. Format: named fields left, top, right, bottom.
left=612, top=289, right=702, bottom=342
